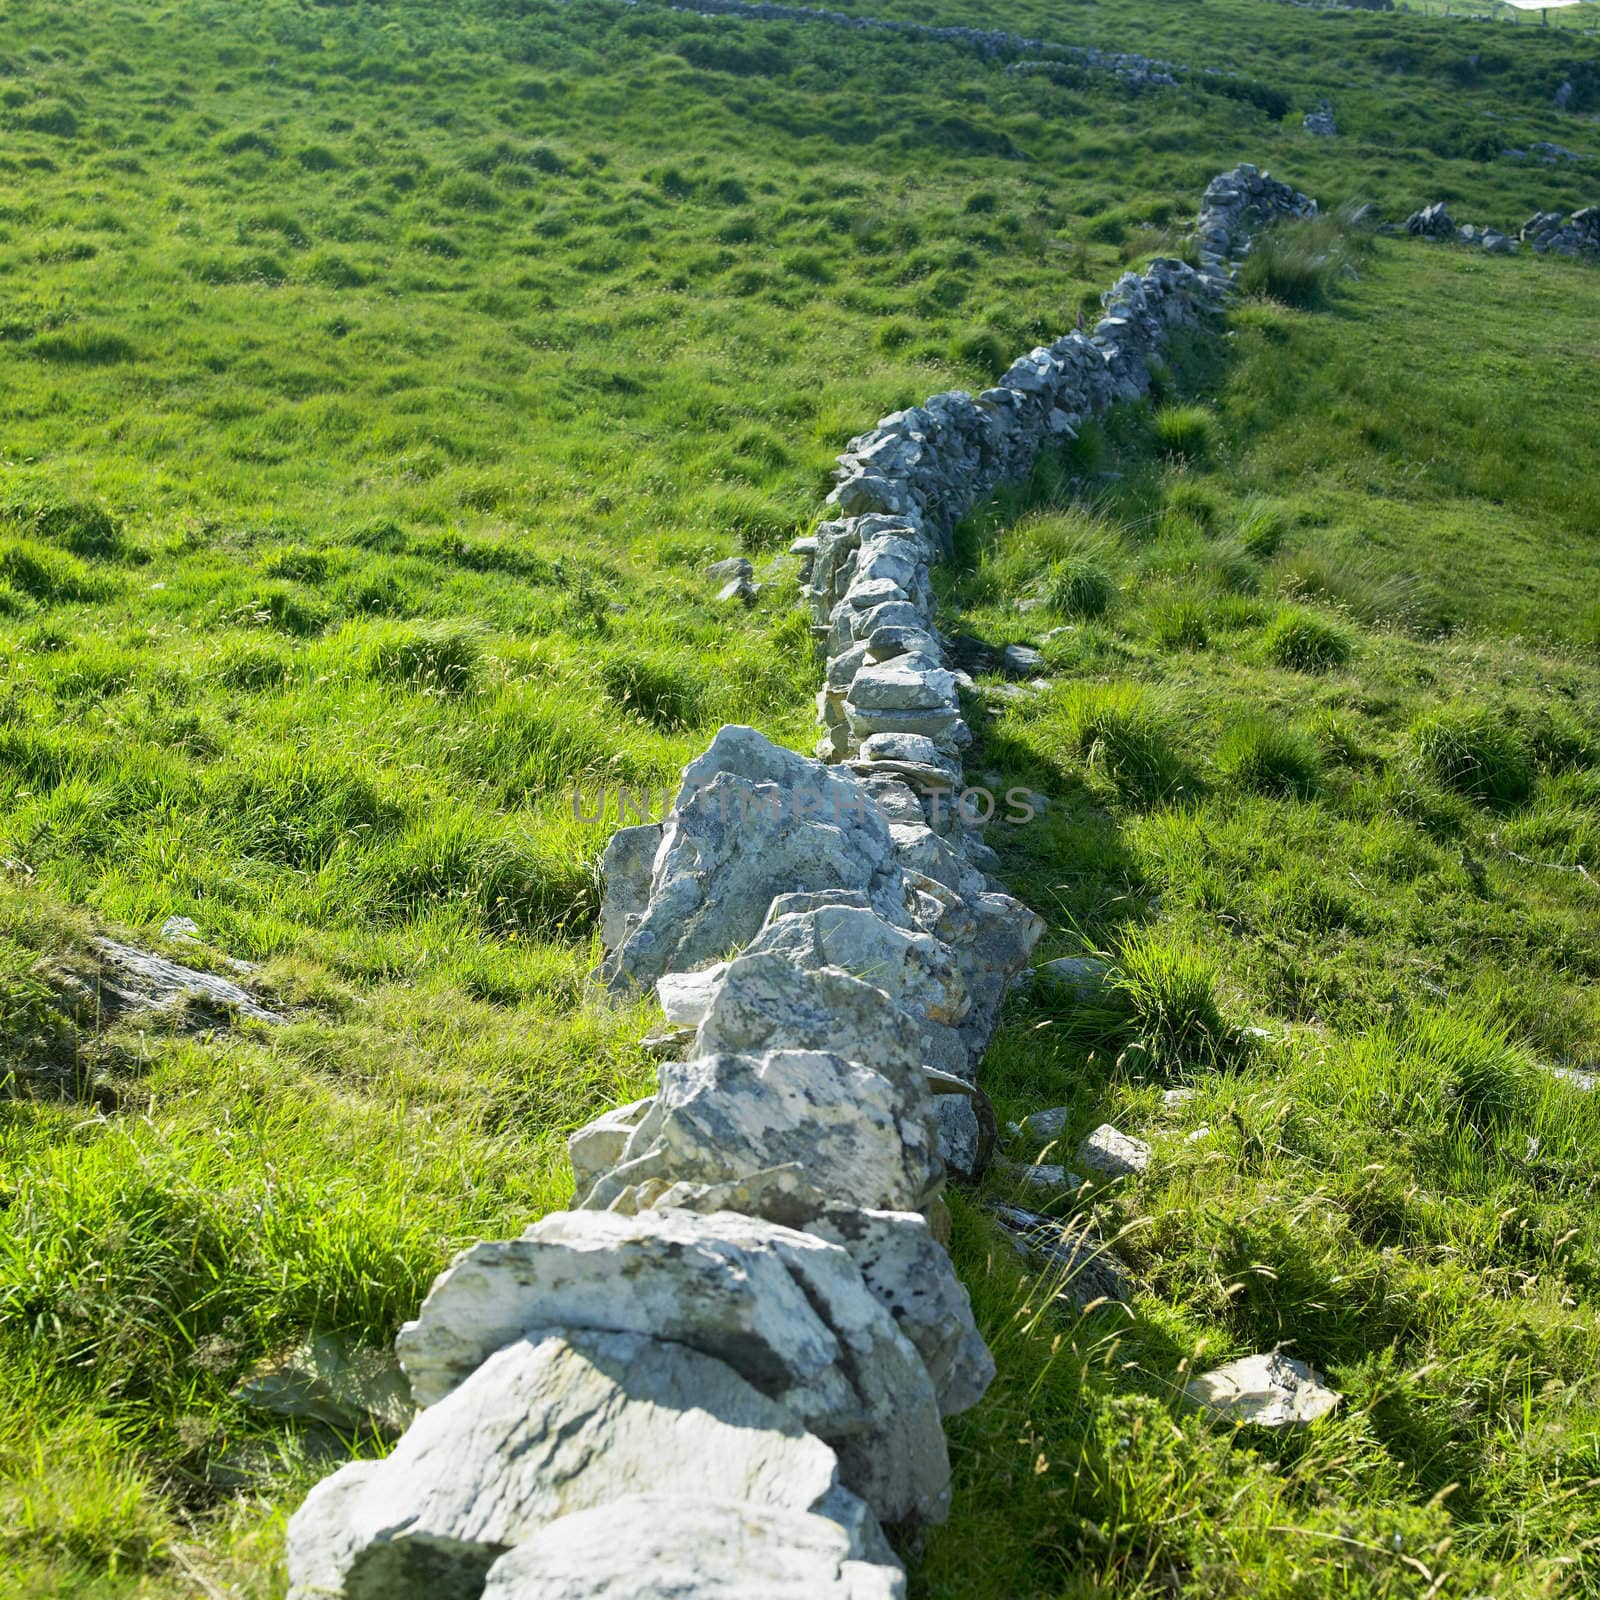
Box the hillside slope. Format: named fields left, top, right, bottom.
left=1, top=1, right=1599, bottom=1596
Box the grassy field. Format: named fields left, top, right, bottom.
left=931, top=231, right=1600, bottom=1595
left=2, top=0, right=1600, bottom=1595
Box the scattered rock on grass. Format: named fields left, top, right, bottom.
left=1184, top=1351, right=1341, bottom=1428
left=85, top=937, right=284, bottom=1026
left=1017, top=1105, right=1072, bottom=1144
left=1075, top=1123, right=1151, bottom=1179
left=991, top=1204, right=1134, bottom=1311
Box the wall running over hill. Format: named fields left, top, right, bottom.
left=283, top=165, right=1316, bottom=1600
left=667, top=0, right=1232, bottom=90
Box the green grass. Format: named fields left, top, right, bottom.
left=938, top=220, right=1600, bottom=1600
left=1, top=0, right=1599, bottom=1594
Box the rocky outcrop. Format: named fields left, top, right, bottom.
left=285, top=166, right=1320, bottom=1598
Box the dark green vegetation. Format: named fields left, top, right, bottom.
left=1, top=0, right=1598, bottom=1595
left=944, top=231, right=1600, bottom=1596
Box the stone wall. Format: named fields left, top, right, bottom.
left=282, top=165, right=1316, bottom=1600
left=668, top=0, right=1198, bottom=89
left=1406, top=199, right=1599, bottom=257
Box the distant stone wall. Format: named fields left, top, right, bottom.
left=1406, top=198, right=1599, bottom=256
left=282, top=165, right=1316, bottom=1600
left=667, top=0, right=1193, bottom=88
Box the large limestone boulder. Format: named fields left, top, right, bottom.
left=601, top=727, right=910, bottom=992
left=480, top=1497, right=907, bottom=1599
left=750, top=903, right=968, bottom=1026
left=287, top=1329, right=857, bottom=1600
left=583, top=1049, right=939, bottom=1217
left=600, top=1167, right=991, bottom=1418
left=394, top=1207, right=950, bottom=1526
left=596, top=825, right=660, bottom=950
left=690, top=902, right=971, bottom=1079
left=693, top=952, right=964, bottom=1085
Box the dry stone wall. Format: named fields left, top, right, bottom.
left=1407, top=198, right=1599, bottom=257
left=283, top=165, right=1316, bottom=1600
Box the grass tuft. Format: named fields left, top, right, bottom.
left=1055, top=682, right=1190, bottom=803
left=1153, top=404, right=1214, bottom=464
left=1216, top=717, right=1321, bottom=798
left=367, top=620, right=483, bottom=695
left=1263, top=606, right=1353, bottom=672
left=1405, top=706, right=1533, bottom=806
left=1113, top=927, right=1229, bottom=1075
left=1044, top=557, right=1114, bottom=619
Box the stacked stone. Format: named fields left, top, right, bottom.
left=1406, top=201, right=1455, bottom=239
left=1303, top=100, right=1337, bottom=137
left=815, top=164, right=1313, bottom=778
left=1457, top=222, right=1518, bottom=255
left=1407, top=201, right=1523, bottom=255
left=1520, top=207, right=1600, bottom=258
left=1194, top=162, right=1319, bottom=276
left=283, top=167, right=1314, bottom=1600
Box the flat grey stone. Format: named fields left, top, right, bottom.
left=88, top=937, right=284, bottom=1026
left=235, top=1332, right=414, bottom=1438
left=1075, top=1124, right=1151, bottom=1179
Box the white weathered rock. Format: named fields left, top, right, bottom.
left=1185, top=1352, right=1341, bottom=1428
left=585, top=1049, right=939, bottom=1218
left=625, top=1172, right=989, bottom=1422
left=603, top=728, right=909, bottom=991
left=398, top=1209, right=841, bottom=1417
left=1075, top=1123, right=1151, bottom=1179
left=286, top=1329, right=851, bottom=1600
left=847, top=656, right=959, bottom=714
left=693, top=951, right=961, bottom=1085
left=749, top=903, right=968, bottom=1026
left=395, top=1210, right=950, bottom=1526
left=707, top=556, right=754, bottom=583
left=656, top=962, right=729, bottom=1025
left=567, top=1097, right=654, bottom=1196
left=1160, top=1087, right=1197, bottom=1110
left=598, top=824, right=661, bottom=950
left=480, top=1497, right=906, bottom=1600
